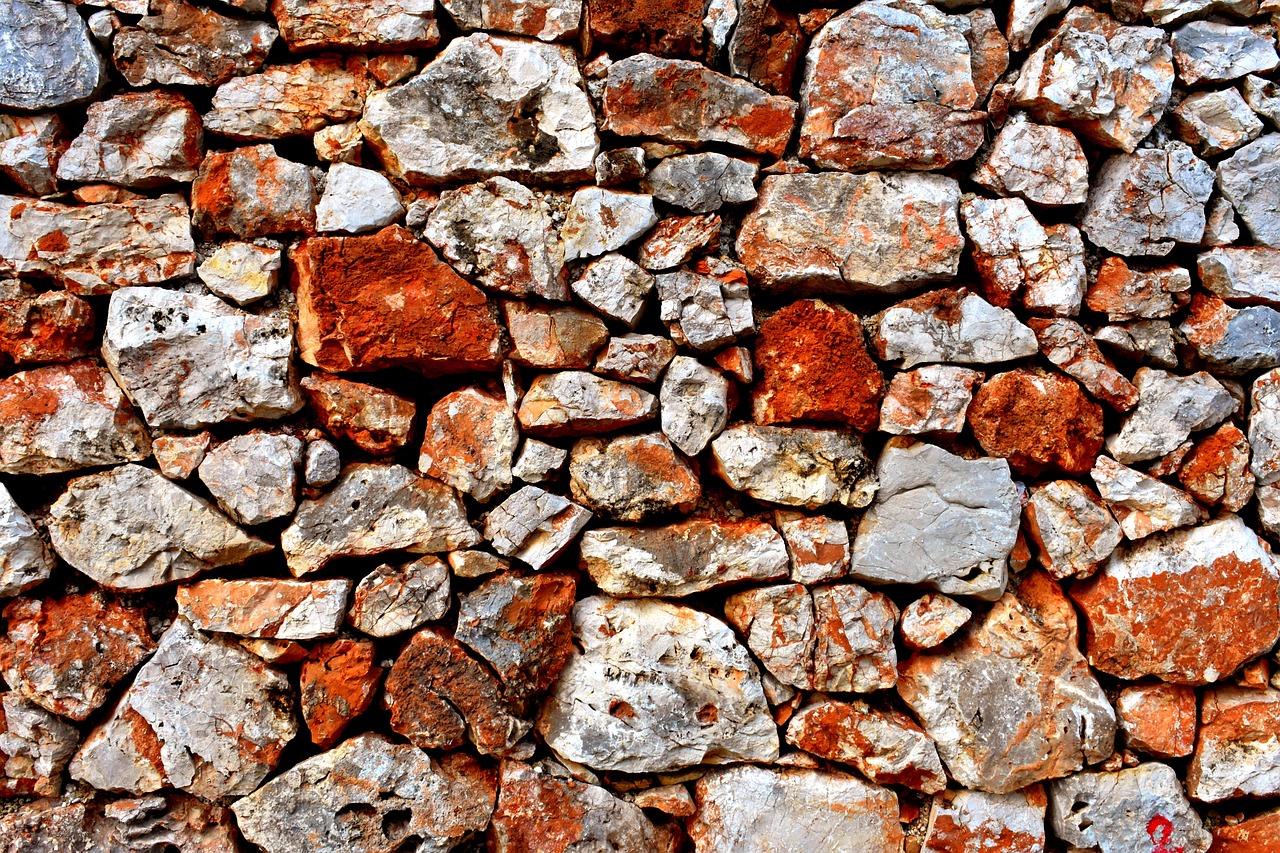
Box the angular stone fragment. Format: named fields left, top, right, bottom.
left=233, top=734, right=495, bottom=853
left=1049, top=763, right=1210, bottom=853
left=899, top=571, right=1115, bottom=793
left=968, top=369, right=1104, bottom=476
left=103, top=287, right=300, bottom=430
left=71, top=617, right=295, bottom=799
left=569, top=433, right=698, bottom=522
left=1108, top=367, right=1233, bottom=464
left=191, top=145, right=315, bottom=239
left=204, top=57, right=368, bottom=141
left=0, top=592, right=153, bottom=721
left=538, top=596, right=778, bottom=772
left=176, top=576, right=349, bottom=641
left=0, top=194, right=194, bottom=293
left=1082, top=143, right=1213, bottom=256
left=151, top=433, right=209, bottom=480
left=1218, top=134, right=1280, bottom=248
left=292, top=227, right=502, bottom=374
left=1087, top=257, right=1192, bottom=321
left=283, top=463, right=478, bottom=576
left=419, top=386, right=517, bottom=502
left=57, top=92, right=200, bottom=187
left=0, top=793, right=239, bottom=853
left=1030, top=318, right=1139, bottom=411
left=900, top=594, right=972, bottom=651
left=484, top=485, right=591, bottom=570
left=0, top=693, right=77, bottom=796
left=594, top=334, right=675, bottom=384
left=571, top=253, right=654, bottom=328
left=362, top=34, right=596, bottom=185
left=712, top=424, right=877, bottom=509
left=196, top=242, right=280, bottom=306
left=1025, top=480, right=1123, bottom=579
left=850, top=441, right=1018, bottom=599
left=879, top=365, right=983, bottom=436
left=726, top=0, right=803, bottom=95
left=1180, top=423, right=1254, bottom=511
left=972, top=114, right=1089, bottom=206
left=1117, top=683, right=1197, bottom=758
left=113, top=0, right=276, bottom=87
left=656, top=356, right=728, bottom=457
left=1013, top=8, right=1173, bottom=151
left=1203, top=195, right=1242, bottom=246
left=384, top=626, right=530, bottom=755
left=349, top=557, right=449, bottom=638
left=562, top=188, right=657, bottom=261
left=0, top=0, right=105, bottom=110
left=1071, top=515, right=1279, bottom=684
left=1211, top=810, right=1280, bottom=851
left=517, top=371, right=657, bottom=437
left=723, top=583, right=815, bottom=688
left=689, top=765, right=903, bottom=853
left=1188, top=687, right=1280, bottom=801
left=588, top=0, right=704, bottom=56
left=314, top=163, right=401, bottom=234
left=1172, top=22, right=1278, bottom=86
left=511, top=440, right=567, bottom=485
left=1181, top=292, right=1280, bottom=375
left=505, top=302, right=607, bottom=369
left=787, top=699, right=946, bottom=793
left=313, top=122, right=361, bottom=163
left=923, top=788, right=1047, bottom=853
left=962, top=196, right=1084, bottom=314
left=637, top=213, right=719, bottom=271
left=0, top=114, right=65, bottom=197
left=50, top=464, right=270, bottom=590
left=655, top=270, right=753, bottom=352
left=304, top=439, right=339, bottom=487
left=1199, top=246, right=1280, bottom=305
left=1252, top=368, right=1280, bottom=486
left=271, top=0, right=439, bottom=51
left=0, top=485, right=51, bottom=598
left=736, top=171, right=963, bottom=294
left=197, top=432, right=302, bottom=526
left=582, top=518, right=786, bottom=598
left=441, top=0, right=581, bottom=40
left=424, top=178, right=567, bottom=300
left=1172, top=89, right=1264, bottom=157
left=873, top=288, right=1038, bottom=368
left=303, top=373, right=414, bottom=456
left=1091, top=455, right=1205, bottom=540
left=601, top=55, right=796, bottom=157
left=299, top=638, right=381, bottom=748
left=1094, top=321, right=1182, bottom=368
left=643, top=153, right=758, bottom=213
left=775, top=511, right=849, bottom=584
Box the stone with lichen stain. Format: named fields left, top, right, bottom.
left=899, top=571, right=1116, bottom=794
left=0, top=592, right=155, bottom=721
left=588, top=0, right=705, bottom=57
left=70, top=617, right=296, bottom=799
left=0, top=113, right=66, bottom=196
left=299, top=638, right=381, bottom=749
left=504, top=302, right=608, bottom=369
left=972, top=114, right=1089, bottom=206
left=582, top=517, right=788, bottom=598
left=900, top=594, right=972, bottom=651
left=383, top=625, right=530, bottom=756
left=1117, top=683, right=1197, bottom=759
left=786, top=698, right=946, bottom=794
left=1082, top=143, right=1213, bottom=257
left=723, top=583, right=816, bottom=689
left=728, top=0, right=804, bottom=95
left=484, top=485, right=591, bottom=570
left=712, top=424, right=877, bottom=510
left=233, top=734, right=495, bottom=853
left=176, top=577, right=350, bottom=640
left=872, top=288, right=1039, bottom=368
left=1030, top=317, right=1140, bottom=412
left=642, top=153, right=758, bottom=214
left=456, top=572, right=576, bottom=708
left=191, top=145, right=315, bottom=239
left=601, top=55, right=797, bottom=158
left=1070, top=515, right=1280, bottom=685
left=56, top=91, right=201, bottom=187
left=689, top=764, right=903, bottom=853
left=922, top=787, right=1047, bottom=853
left=1211, top=810, right=1280, bottom=851
left=1024, top=479, right=1122, bottom=579
left=517, top=371, right=657, bottom=438
left=569, top=433, right=699, bottom=522
left=637, top=213, right=720, bottom=271
left=0, top=285, right=94, bottom=367
left=203, top=57, right=368, bottom=142
left=302, top=373, right=415, bottom=456
left=271, top=0, right=438, bottom=51
left=961, top=196, right=1084, bottom=314
left=562, top=188, right=657, bottom=261
left=0, top=693, right=78, bottom=797
left=0, top=792, right=239, bottom=853
left=349, top=556, right=450, bottom=638
left=879, top=365, right=984, bottom=436
left=753, top=300, right=883, bottom=432
left=1109, top=368, right=1234, bottom=464
left=1188, top=687, right=1280, bottom=802
left=419, top=386, right=517, bottom=502
left=775, top=511, right=849, bottom=585
left=112, top=0, right=275, bottom=86
left=0, top=193, right=195, bottom=293
left=196, top=242, right=281, bottom=307
left=1179, top=423, right=1254, bottom=511
left=968, top=369, right=1104, bottom=476
left=291, top=225, right=504, bottom=375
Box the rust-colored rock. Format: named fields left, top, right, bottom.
left=503, top=302, right=608, bottom=369
left=302, top=372, right=416, bottom=455
left=291, top=225, right=503, bottom=374
left=1210, top=810, right=1280, bottom=852
left=1189, top=687, right=1280, bottom=801
left=968, top=369, right=1105, bottom=476
left=419, top=386, right=518, bottom=502
left=1179, top=422, right=1254, bottom=511
left=0, top=287, right=94, bottom=367
left=588, top=0, right=706, bottom=57
left=299, top=638, right=382, bottom=748
left=191, top=145, right=315, bottom=238
left=1116, top=683, right=1197, bottom=759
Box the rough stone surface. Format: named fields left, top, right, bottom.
left=900, top=594, right=972, bottom=651
left=0, top=0, right=106, bottom=110
left=1048, top=763, right=1211, bottom=853
left=1107, top=368, right=1234, bottom=463
left=962, top=196, right=1085, bottom=314
left=873, top=288, right=1039, bottom=368
left=299, top=638, right=381, bottom=749
left=314, top=163, right=402, bottom=234
left=655, top=270, right=754, bottom=352
left=302, top=373, right=415, bottom=455
left=1180, top=422, right=1254, bottom=510
left=484, top=485, right=591, bottom=570
left=643, top=153, right=758, bottom=213
left=112, top=0, right=277, bottom=87
left=879, top=365, right=984, bottom=435
left=271, top=0, right=440, bottom=51
left=176, top=577, right=349, bottom=640
left=786, top=699, right=946, bottom=793
left=659, top=355, right=730, bottom=456
left=419, top=386, right=517, bottom=502
left=1181, top=292, right=1280, bottom=375
left=570, top=253, right=654, bottom=328
left=348, top=556, right=450, bottom=638
left=196, top=242, right=280, bottom=306
left=922, top=788, right=1048, bottom=853
left=1199, top=246, right=1280, bottom=305
left=1082, top=143, right=1214, bottom=256
left=0, top=485, right=52, bottom=597
left=191, top=145, right=316, bottom=239
left=775, top=511, right=849, bottom=585
left=568, top=433, right=699, bottom=521
left=1092, top=454, right=1206, bottom=539
left=1025, top=479, right=1123, bottom=579
left=1172, top=89, right=1264, bottom=157
left=972, top=114, right=1090, bottom=206
left=504, top=302, right=608, bottom=369
left=1218, top=134, right=1280, bottom=249
left=1085, top=257, right=1192, bottom=321
left=197, top=432, right=303, bottom=526
left=1188, top=687, right=1280, bottom=802
left=1117, top=683, right=1198, bottom=758
left=517, top=371, right=657, bottom=438
left=204, top=57, right=369, bottom=142
left=0, top=793, right=239, bottom=853
left=561, top=188, right=657, bottom=261
left=1031, top=317, right=1140, bottom=411
left=0, top=693, right=78, bottom=796
left=711, top=424, right=877, bottom=510
left=1172, top=22, right=1278, bottom=85
left=57, top=92, right=201, bottom=187
left=595, top=333, right=676, bottom=383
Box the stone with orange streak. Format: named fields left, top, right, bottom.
left=151, top=432, right=210, bottom=480
left=299, top=638, right=382, bottom=749
left=1179, top=423, right=1254, bottom=510
left=922, top=787, right=1047, bottom=853
left=1024, top=480, right=1122, bottom=579
left=383, top=625, right=531, bottom=756
left=0, top=792, right=240, bottom=852
left=348, top=556, right=450, bottom=638
left=1070, top=515, right=1280, bottom=684
left=656, top=269, right=754, bottom=352
left=191, top=145, right=315, bottom=238
left=517, top=371, right=657, bottom=438
left=203, top=57, right=368, bottom=141
left=971, top=114, right=1089, bottom=206
left=56, top=91, right=201, bottom=187
left=1082, top=143, right=1213, bottom=257
left=569, top=433, right=700, bottom=522
left=1172, top=89, right=1263, bottom=157
left=1210, top=810, right=1280, bottom=852
left=637, top=214, right=720, bottom=271
left=503, top=302, right=608, bottom=369
left=0, top=592, right=155, bottom=721
left=899, top=571, right=1116, bottom=793
left=799, top=0, right=1005, bottom=170
left=0, top=693, right=78, bottom=797
left=1086, top=258, right=1192, bottom=322
left=112, top=0, right=276, bottom=87
left=968, top=369, right=1105, bottom=476
left=290, top=226, right=504, bottom=375
left=1116, top=683, right=1197, bottom=758
left=589, top=0, right=705, bottom=57
left=630, top=783, right=695, bottom=816
left=1189, top=687, right=1280, bottom=801
left=879, top=365, right=984, bottom=436
left=774, top=511, right=849, bottom=584
left=753, top=300, right=884, bottom=433
left=440, top=0, right=580, bottom=41
left=0, top=285, right=94, bottom=367
left=900, top=594, right=972, bottom=650
left=594, top=334, right=676, bottom=384
left=176, top=577, right=351, bottom=640
left=302, top=373, right=416, bottom=456
left=1030, top=318, right=1139, bottom=411
left=456, top=573, right=576, bottom=707
left=786, top=699, right=947, bottom=793
left=961, top=196, right=1085, bottom=314
left=419, top=386, right=517, bottom=502
left=0, top=113, right=67, bottom=196
left=728, top=0, right=803, bottom=94
left=873, top=289, right=1038, bottom=368
left=1181, top=291, right=1280, bottom=375
left=601, top=55, right=797, bottom=158
left=271, top=0, right=439, bottom=50
left=724, top=583, right=816, bottom=689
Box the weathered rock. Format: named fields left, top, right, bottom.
left=538, top=596, right=778, bottom=772
left=1172, top=89, right=1264, bottom=157
left=362, top=34, right=597, bottom=185
left=1172, top=22, right=1278, bottom=86
left=962, top=196, right=1085, bottom=314
left=484, top=485, right=591, bottom=570
left=302, top=373, right=415, bottom=456
left=1188, top=687, right=1280, bottom=802
left=774, top=511, right=849, bottom=584
left=1013, top=8, right=1173, bottom=152
left=0, top=793, right=239, bottom=853
left=441, top=0, right=581, bottom=41
left=786, top=699, right=945, bottom=793
left=424, top=178, right=567, bottom=300
left=1082, top=143, right=1213, bottom=256
left=1252, top=368, right=1280, bottom=486
left=736, top=171, right=963, bottom=294
left=1210, top=810, right=1280, bottom=851
left=637, top=213, right=720, bottom=271
left=313, top=121, right=362, bottom=163
left=1099, top=322, right=1180, bottom=368
left=203, top=57, right=368, bottom=141
left=1049, top=763, right=1211, bottom=853
left=1070, top=515, right=1280, bottom=684
left=798, top=0, right=1004, bottom=170
left=291, top=226, right=503, bottom=374
left=0, top=693, right=77, bottom=796
left=49, top=464, right=270, bottom=590
left=383, top=626, right=530, bottom=755
left=594, top=334, right=675, bottom=383
left=348, top=556, right=450, bottom=638
left=971, top=114, right=1090, bottom=206
left=282, top=463, right=479, bottom=576
left=0, top=0, right=105, bottom=110
left=723, top=583, right=816, bottom=688
left=711, top=424, right=877, bottom=509
left=899, top=571, right=1116, bottom=793
left=653, top=270, right=750, bottom=352
left=601, top=55, right=796, bottom=157
left=103, top=287, right=301, bottom=430
left=850, top=441, right=1018, bottom=599
left=1087, top=257, right=1191, bottom=321
left=113, top=0, right=276, bottom=87
left=197, top=432, right=302, bottom=526
left=1181, top=292, right=1280, bottom=375
left=511, top=439, right=568, bottom=485
left=1180, top=423, right=1254, bottom=511
left=1217, top=134, right=1280, bottom=248
left=1030, top=318, right=1139, bottom=412
left=968, top=369, right=1104, bottom=476
left=505, top=302, right=608, bottom=369
left=0, top=194, right=195, bottom=293
left=191, top=145, right=315, bottom=239
left=588, top=0, right=705, bottom=56
left=0, top=114, right=66, bottom=196
left=726, top=0, right=803, bottom=94
left=314, top=163, right=402, bottom=234
left=689, top=765, right=903, bottom=853
left=658, top=356, right=730, bottom=457
left=419, top=386, right=517, bottom=502
left=151, top=432, right=210, bottom=480
left=1107, top=368, right=1233, bottom=463
left=233, top=734, right=495, bottom=853
left=196, top=242, right=280, bottom=306
left=923, top=788, right=1048, bottom=853
left=0, top=485, right=51, bottom=598
left=593, top=146, right=646, bottom=186
left=642, top=153, right=758, bottom=213
left=1117, top=683, right=1197, bottom=758
left=299, top=638, right=381, bottom=748
left=303, top=439, right=340, bottom=487
left=1199, top=246, right=1280, bottom=305
left=900, top=594, right=972, bottom=650
left=878, top=365, right=983, bottom=436
left=873, top=288, right=1039, bottom=368
left=70, top=617, right=295, bottom=799
left=271, top=0, right=439, bottom=51
left=57, top=92, right=200, bottom=187
left=569, top=433, right=699, bottom=521
left=1025, top=479, right=1123, bottom=579
left=1092, top=455, right=1205, bottom=540
left=517, top=371, right=657, bottom=438
left=0, top=592, right=154, bottom=721
left=176, top=577, right=349, bottom=641
left=570, top=253, right=654, bottom=328
left=1204, top=194, right=1243, bottom=246
left=562, top=188, right=657, bottom=261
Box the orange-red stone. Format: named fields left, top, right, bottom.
left=1116, top=683, right=1197, bottom=758
left=299, top=638, right=382, bottom=749
left=967, top=369, right=1104, bottom=475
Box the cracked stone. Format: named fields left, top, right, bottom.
left=302, top=372, right=416, bottom=456
left=1172, top=88, right=1264, bottom=157
left=1091, top=455, right=1205, bottom=540
left=1030, top=317, right=1140, bottom=411
left=0, top=114, right=67, bottom=196
left=962, top=196, right=1084, bottom=314
left=1117, top=683, right=1197, bottom=759
left=197, top=432, right=303, bottom=526
left=511, top=440, right=568, bottom=485
left=711, top=424, right=877, bottom=510
left=1217, top=134, right=1280, bottom=248
left=1188, top=686, right=1280, bottom=801
left=775, top=511, right=849, bottom=585
left=642, top=152, right=758, bottom=213
left=484, top=485, right=591, bottom=570
left=348, top=556, right=450, bottom=638
left=570, top=254, right=655, bottom=328
left=0, top=693, right=77, bottom=797
left=968, top=369, right=1104, bottom=476
left=1048, top=762, right=1210, bottom=853
left=1181, top=292, right=1280, bottom=375
left=1086, top=257, right=1191, bottom=321
left=0, top=793, right=238, bottom=853
left=1199, top=246, right=1280, bottom=305
left=659, top=355, right=730, bottom=456
left=271, top=0, right=438, bottom=50
left=113, top=0, right=277, bottom=87
left=562, top=188, right=657, bottom=261
left=637, top=213, right=720, bottom=271
left=971, top=114, right=1090, bottom=206
left=56, top=91, right=201, bottom=187
left=568, top=433, right=699, bottom=522
left=0, top=0, right=105, bottom=110
left=1025, top=479, right=1123, bottom=579
left=0, top=485, right=51, bottom=598
left=1107, top=368, right=1234, bottom=463
left=879, top=365, right=984, bottom=436
left=873, top=288, right=1039, bottom=368
left=203, top=57, right=368, bottom=141
left=1172, top=21, right=1278, bottom=86
left=176, top=577, right=350, bottom=640
left=419, top=386, right=517, bottom=502
left=656, top=270, right=754, bottom=352
left=299, top=638, right=381, bottom=749
left=1179, top=422, right=1254, bottom=511
left=1082, top=143, right=1213, bottom=256
left=504, top=302, right=608, bottom=369
left=517, top=371, right=657, bottom=438
left=594, top=334, right=675, bottom=384
left=191, top=144, right=315, bottom=239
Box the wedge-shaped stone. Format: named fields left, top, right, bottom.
left=517, top=371, right=657, bottom=438
left=1199, top=246, right=1280, bottom=305
left=873, top=288, right=1038, bottom=368
left=711, top=425, right=877, bottom=509
left=419, top=386, right=517, bottom=502
left=484, top=485, right=591, bottom=570
left=1106, top=368, right=1233, bottom=463
left=1188, top=687, right=1280, bottom=802
left=176, top=577, right=351, bottom=640
left=203, top=57, right=368, bottom=141
left=349, top=556, right=450, bottom=638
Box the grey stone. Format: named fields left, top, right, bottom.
left=315, top=163, right=402, bottom=234
left=1244, top=74, right=1280, bottom=129
left=659, top=356, right=730, bottom=457
left=971, top=114, right=1090, bottom=207
left=0, top=693, right=78, bottom=797
left=1181, top=295, right=1280, bottom=375
left=642, top=153, right=758, bottom=213
left=349, top=556, right=450, bottom=638
left=873, top=288, right=1039, bottom=368
left=594, top=334, right=676, bottom=384
left=484, top=485, right=591, bottom=570
left=711, top=424, right=878, bottom=510
left=1172, top=21, right=1278, bottom=86
left=56, top=91, right=201, bottom=187
left=303, top=439, right=340, bottom=487
left=1107, top=368, right=1234, bottom=463
left=571, top=254, right=654, bottom=329
left=516, top=371, right=658, bottom=438
left=1094, top=321, right=1181, bottom=368
left=197, top=432, right=303, bottom=526
left=656, top=271, right=754, bottom=352
left=1048, top=763, right=1210, bottom=853
left=1171, top=89, right=1264, bottom=157
left=511, top=439, right=567, bottom=484
left=1199, top=246, right=1280, bottom=305
left=1218, top=134, right=1280, bottom=248
left=1082, top=143, right=1214, bottom=256
left=0, top=0, right=105, bottom=110
left=561, top=188, right=657, bottom=261
left=0, top=483, right=53, bottom=598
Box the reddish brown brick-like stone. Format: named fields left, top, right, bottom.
left=301, top=372, right=417, bottom=455
left=588, top=0, right=707, bottom=57
left=968, top=369, right=1105, bottom=476
left=0, top=288, right=94, bottom=367
left=1178, top=422, right=1255, bottom=511
left=1116, top=683, right=1197, bottom=758
left=1211, top=810, right=1280, bottom=852
left=300, top=638, right=382, bottom=748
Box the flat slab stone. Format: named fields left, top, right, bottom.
left=711, top=424, right=878, bottom=510
left=176, top=577, right=351, bottom=640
